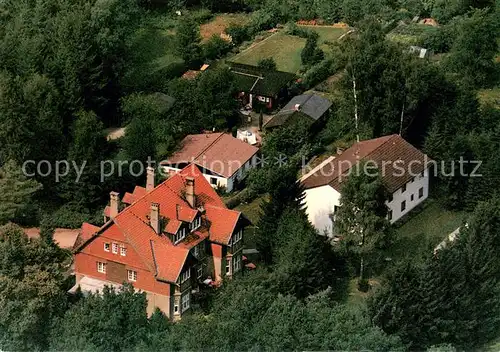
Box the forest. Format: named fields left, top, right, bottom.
left=0, top=0, right=499, bottom=350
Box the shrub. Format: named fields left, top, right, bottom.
left=302, top=58, right=335, bottom=89
left=203, top=35, right=232, bottom=60
left=225, top=196, right=242, bottom=209
left=45, top=202, right=103, bottom=229
left=257, top=57, right=277, bottom=71
left=225, top=24, right=250, bottom=45
left=358, top=278, right=370, bottom=292
left=420, top=26, right=455, bottom=53
left=285, top=22, right=312, bottom=38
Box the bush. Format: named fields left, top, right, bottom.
left=248, top=9, right=278, bottom=33
left=45, top=202, right=103, bottom=229
left=358, top=278, right=370, bottom=292
left=225, top=196, right=242, bottom=209
left=420, top=26, right=454, bottom=53
left=226, top=24, right=250, bottom=45
left=302, top=58, right=335, bottom=88
left=203, top=35, right=232, bottom=60
left=285, top=22, right=312, bottom=38
left=257, top=57, right=277, bottom=70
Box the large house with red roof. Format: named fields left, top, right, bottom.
left=160, top=132, right=259, bottom=192
left=301, top=134, right=430, bottom=237
left=72, top=164, right=248, bottom=319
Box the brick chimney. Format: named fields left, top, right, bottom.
left=146, top=166, right=155, bottom=192
left=110, top=192, right=120, bottom=219
left=185, top=177, right=195, bottom=208
left=150, top=203, right=160, bottom=234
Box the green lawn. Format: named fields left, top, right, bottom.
left=310, top=26, right=348, bottom=42
left=231, top=27, right=347, bottom=73
left=387, top=199, right=467, bottom=264
left=231, top=32, right=306, bottom=73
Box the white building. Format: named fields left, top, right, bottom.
left=301, top=134, right=430, bottom=237
left=160, top=133, right=259, bottom=192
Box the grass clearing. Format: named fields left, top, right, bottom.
left=231, top=26, right=347, bottom=73
left=123, top=12, right=184, bottom=90
left=386, top=199, right=466, bottom=264
left=300, top=25, right=348, bottom=50
left=231, top=32, right=306, bottom=73
left=478, top=88, right=500, bottom=109
left=200, top=13, right=250, bottom=42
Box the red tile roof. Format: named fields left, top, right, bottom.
left=301, top=134, right=429, bottom=193
left=205, top=205, right=241, bottom=244
left=75, top=164, right=241, bottom=284
left=162, top=133, right=259, bottom=178
left=122, top=186, right=147, bottom=204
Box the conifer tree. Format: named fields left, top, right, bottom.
left=0, top=160, right=42, bottom=225
left=335, top=164, right=390, bottom=286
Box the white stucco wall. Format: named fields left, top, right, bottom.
left=304, top=167, right=430, bottom=237
left=304, top=185, right=341, bottom=236
left=387, top=168, right=430, bottom=223
left=161, top=155, right=258, bottom=193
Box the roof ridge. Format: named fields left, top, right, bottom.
left=193, top=132, right=225, bottom=161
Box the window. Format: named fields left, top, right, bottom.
left=127, top=270, right=137, bottom=282
left=181, top=293, right=190, bottom=312
left=388, top=210, right=393, bottom=221
left=419, top=187, right=424, bottom=199
left=401, top=184, right=407, bottom=193
left=174, top=228, right=187, bottom=244
left=193, top=245, right=199, bottom=257
left=180, top=269, right=191, bottom=283
left=197, top=265, right=203, bottom=279
left=401, top=200, right=406, bottom=212
left=210, top=177, right=217, bottom=185
left=226, top=260, right=231, bottom=275
left=120, top=246, right=127, bottom=256
left=388, top=193, right=393, bottom=202
left=97, top=262, right=106, bottom=273
left=104, top=243, right=110, bottom=252
left=190, top=216, right=201, bottom=231
left=231, top=229, right=242, bottom=245
left=233, top=256, right=241, bottom=273
left=174, top=304, right=179, bottom=314
left=411, top=194, right=414, bottom=201
left=112, top=243, right=118, bottom=254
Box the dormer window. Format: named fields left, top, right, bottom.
left=189, top=216, right=201, bottom=231
left=228, top=229, right=243, bottom=246
left=173, top=227, right=187, bottom=244
left=180, top=269, right=191, bottom=283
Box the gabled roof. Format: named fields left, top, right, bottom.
left=228, top=62, right=297, bottom=97
left=162, top=133, right=259, bottom=178
left=76, top=164, right=242, bottom=284
left=280, top=94, right=332, bottom=120
left=264, top=94, right=331, bottom=129
left=301, top=134, right=428, bottom=193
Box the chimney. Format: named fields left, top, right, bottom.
left=110, top=192, right=120, bottom=219
left=185, top=177, right=195, bottom=208
left=146, top=166, right=155, bottom=192
left=294, top=103, right=301, bottom=111
left=150, top=203, right=160, bottom=234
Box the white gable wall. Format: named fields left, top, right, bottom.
left=387, top=168, right=430, bottom=223
left=304, top=185, right=341, bottom=236
left=304, top=167, right=430, bottom=237
left=161, top=154, right=258, bottom=193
